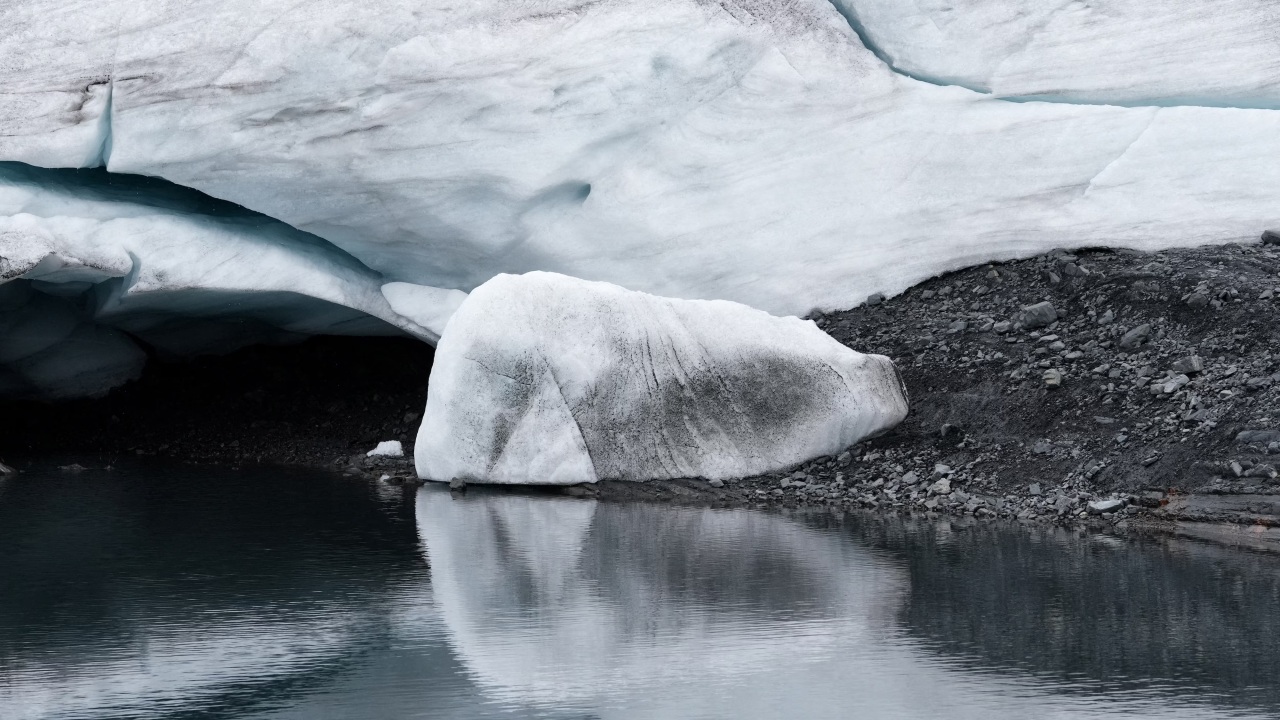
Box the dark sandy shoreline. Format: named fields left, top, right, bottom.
left=4, top=241, right=1280, bottom=549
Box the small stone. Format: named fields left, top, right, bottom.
left=837, top=451, right=852, bottom=466
left=1088, top=498, right=1126, bottom=515
left=1097, top=309, right=1115, bottom=325
left=1161, top=374, right=1190, bottom=394
left=403, top=410, right=421, bottom=423
left=1231, top=461, right=1245, bottom=477
left=59, top=463, right=87, bottom=472
left=708, top=479, right=725, bottom=488
left=1032, top=440, right=1053, bottom=454
left=1028, top=482, right=1042, bottom=496
left=1262, top=229, right=1280, bottom=246
left=1244, top=465, right=1277, bottom=479
left=992, top=320, right=1012, bottom=334
left=928, top=478, right=952, bottom=495
left=449, top=477, right=467, bottom=491
left=1016, top=301, right=1058, bottom=330
left=948, top=320, right=968, bottom=333
left=1187, top=292, right=1210, bottom=308
left=1119, top=323, right=1151, bottom=350
left=866, top=292, right=886, bottom=306
left=1139, top=490, right=1165, bottom=507
left=1141, top=454, right=1160, bottom=467
left=901, top=471, right=920, bottom=485
left=1170, top=356, right=1204, bottom=374
left=1048, top=341, right=1066, bottom=352
left=1236, top=430, right=1280, bottom=445
left=921, top=289, right=936, bottom=299
left=1043, top=369, right=1063, bottom=388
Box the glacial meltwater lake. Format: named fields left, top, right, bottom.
left=2, top=466, right=1279, bottom=719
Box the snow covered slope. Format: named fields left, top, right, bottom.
left=415, top=272, right=908, bottom=484
left=3, top=0, right=1280, bottom=321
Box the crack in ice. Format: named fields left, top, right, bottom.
left=826, top=0, right=1280, bottom=111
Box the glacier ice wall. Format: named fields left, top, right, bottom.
left=2, top=0, right=1280, bottom=401
left=3, top=0, right=1279, bottom=321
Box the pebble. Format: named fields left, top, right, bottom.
left=708, top=479, right=725, bottom=488
left=866, top=293, right=886, bottom=306
left=1237, top=430, right=1280, bottom=445
left=1119, top=324, right=1151, bottom=350
left=1170, top=356, right=1204, bottom=374
left=1016, top=301, right=1058, bottom=330
left=1088, top=498, right=1126, bottom=515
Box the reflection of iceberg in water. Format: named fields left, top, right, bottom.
left=417, top=488, right=1277, bottom=720
left=417, top=487, right=908, bottom=714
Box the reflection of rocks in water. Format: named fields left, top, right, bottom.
left=416, top=487, right=907, bottom=710
left=841, top=514, right=1280, bottom=709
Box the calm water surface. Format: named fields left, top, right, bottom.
left=1, top=465, right=1279, bottom=719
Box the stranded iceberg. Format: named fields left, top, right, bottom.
left=415, top=272, right=908, bottom=484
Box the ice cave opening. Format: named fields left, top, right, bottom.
left=0, top=163, right=442, bottom=463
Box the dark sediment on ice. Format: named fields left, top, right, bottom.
left=5, top=241, right=1280, bottom=548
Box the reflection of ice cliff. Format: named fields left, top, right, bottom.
left=418, top=489, right=1278, bottom=720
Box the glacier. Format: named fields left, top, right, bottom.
left=2, top=0, right=1280, bottom=398
left=415, top=272, right=908, bottom=484
left=3, top=0, right=1280, bottom=321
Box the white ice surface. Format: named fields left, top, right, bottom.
left=380, top=283, right=467, bottom=340
left=415, top=272, right=908, bottom=484
left=0, top=164, right=437, bottom=343
left=4, top=0, right=1280, bottom=318
left=366, top=440, right=404, bottom=458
